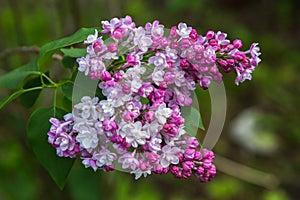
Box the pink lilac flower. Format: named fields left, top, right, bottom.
left=48, top=15, right=261, bottom=182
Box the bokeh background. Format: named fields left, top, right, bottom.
left=0, top=0, right=300, bottom=199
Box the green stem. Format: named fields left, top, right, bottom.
left=0, top=86, right=44, bottom=110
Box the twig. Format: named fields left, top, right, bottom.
left=0, top=46, right=63, bottom=61
left=215, top=154, right=280, bottom=189
left=0, top=46, right=40, bottom=59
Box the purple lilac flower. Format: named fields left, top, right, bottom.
left=47, top=16, right=261, bottom=182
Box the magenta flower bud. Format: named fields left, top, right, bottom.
left=163, top=123, right=179, bottom=137
left=234, top=51, right=245, bottom=61
left=184, top=148, right=195, bottom=160
left=167, top=61, right=174, bottom=69
left=227, top=58, right=235, bottom=67
left=92, top=41, right=103, bottom=53
left=187, top=53, right=195, bottom=61
left=233, top=39, right=243, bottom=49
left=187, top=137, right=200, bottom=149
left=206, top=30, right=215, bottom=39
left=193, top=42, right=204, bottom=53
left=177, top=153, right=184, bottom=162
left=102, top=119, right=117, bottom=132
left=180, top=59, right=190, bottom=69
left=111, top=134, right=123, bottom=144
left=222, top=66, right=231, bottom=73
left=122, top=85, right=131, bottom=94
left=126, top=54, right=138, bottom=66
left=104, top=165, right=114, bottom=172
left=209, top=165, right=217, bottom=177
left=158, top=81, right=168, bottom=90
left=189, top=29, right=198, bottom=41
left=145, top=110, right=155, bottom=122
left=199, top=77, right=211, bottom=90
left=151, top=99, right=164, bottom=109
left=163, top=167, right=170, bottom=174
left=171, top=165, right=181, bottom=175
left=194, top=151, right=202, bottom=160
left=218, top=59, right=227, bottom=67
left=179, top=38, right=192, bottom=49
left=147, top=152, right=159, bottom=163
left=170, top=26, right=179, bottom=38
left=202, top=159, right=212, bottom=169
left=154, top=89, right=166, bottom=100
left=108, top=43, right=118, bottom=53
left=209, top=66, right=219, bottom=74
left=113, top=72, right=122, bottom=82
left=154, top=164, right=163, bottom=174
left=182, top=161, right=195, bottom=171
left=122, top=111, right=135, bottom=123
left=163, top=72, right=175, bottom=84
left=105, top=80, right=116, bottom=87
left=209, top=39, right=218, bottom=47
left=101, top=71, right=111, bottom=81
left=112, top=28, right=124, bottom=40
left=242, top=57, right=250, bottom=67
left=201, top=148, right=215, bottom=159
left=182, top=170, right=192, bottom=178
left=197, top=166, right=205, bottom=174
left=170, top=42, right=179, bottom=50
left=139, top=162, right=149, bottom=171
left=89, top=159, right=97, bottom=171
left=138, top=82, right=154, bottom=98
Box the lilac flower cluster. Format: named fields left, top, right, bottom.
left=48, top=16, right=261, bottom=182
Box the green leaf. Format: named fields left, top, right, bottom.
left=62, top=56, right=76, bottom=69
left=61, top=48, right=87, bottom=58
left=27, top=107, right=74, bottom=189
left=61, top=81, right=74, bottom=101
left=64, top=72, right=105, bottom=105
left=37, top=27, right=100, bottom=70
left=19, top=74, right=48, bottom=108
left=140, top=97, right=149, bottom=104
left=0, top=89, right=27, bottom=110
left=0, top=86, right=43, bottom=110
left=181, top=105, right=205, bottom=136
left=0, top=58, right=39, bottom=90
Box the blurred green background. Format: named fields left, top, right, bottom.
left=0, top=0, right=300, bottom=199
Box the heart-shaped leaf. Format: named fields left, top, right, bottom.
left=27, top=106, right=74, bottom=189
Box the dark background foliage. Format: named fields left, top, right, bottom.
left=0, top=0, right=299, bottom=199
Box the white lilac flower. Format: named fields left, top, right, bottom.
left=76, top=125, right=99, bottom=152
left=133, top=27, right=153, bottom=52
left=84, top=29, right=98, bottom=44
left=160, top=145, right=181, bottom=168
left=94, top=148, right=117, bottom=167
left=155, top=103, right=173, bottom=124
left=130, top=161, right=152, bottom=179
left=72, top=96, right=100, bottom=121
left=148, top=134, right=163, bottom=152
left=77, top=56, right=90, bottom=76
left=148, top=52, right=168, bottom=69
left=143, top=120, right=163, bottom=135
left=152, top=70, right=165, bottom=85
left=176, top=23, right=192, bottom=38
left=118, top=152, right=140, bottom=171
left=165, top=46, right=178, bottom=61
left=53, top=132, right=75, bottom=155
left=99, top=99, right=115, bottom=117
left=119, top=121, right=150, bottom=148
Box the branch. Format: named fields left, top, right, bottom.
left=215, top=154, right=280, bottom=189
left=0, top=46, right=63, bottom=61
left=0, top=46, right=40, bottom=59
